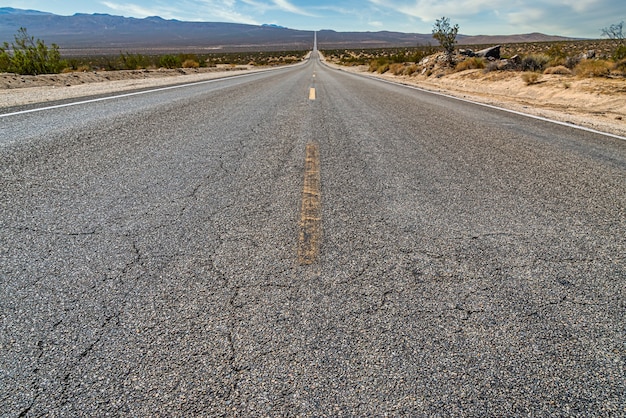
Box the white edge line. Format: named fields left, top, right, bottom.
left=324, top=62, right=626, bottom=142
left=0, top=65, right=298, bottom=118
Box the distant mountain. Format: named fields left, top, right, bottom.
left=0, top=7, right=52, bottom=15
left=0, top=8, right=576, bottom=54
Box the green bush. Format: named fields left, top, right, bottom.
left=613, top=45, right=626, bottom=60
left=159, top=54, right=182, bottom=69
left=0, top=27, right=66, bottom=75
left=120, top=52, right=150, bottom=70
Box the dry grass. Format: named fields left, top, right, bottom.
left=575, top=60, right=611, bottom=77
left=521, top=72, right=542, bottom=85
left=182, top=59, right=200, bottom=69
left=544, top=65, right=572, bottom=75
left=612, top=59, right=626, bottom=76
left=455, top=57, right=485, bottom=72
left=403, top=64, right=419, bottom=75
left=389, top=63, right=405, bottom=75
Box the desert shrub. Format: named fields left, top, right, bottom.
left=182, top=59, right=200, bottom=68
left=544, top=65, right=572, bottom=75
left=575, top=59, right=611, bottom=77
left=611, top=58, right=626, bottom=75
left=120, top=52, right=149, bottom=70
left=159, top=54, right=182, bottom=69
left=546, top=44, right=567, bottom=59
left=613, top=45, right=626, bottom=60
left=369, top=57, right=389, bottom=72
left=483, top=60, right=500, bottom=72
left=521, top=72, right=542, bottom=85
left=546, top=44, right=568, bottom=66
left=377, top=63, right=390, bottom=73
left=521, top=54, right=550, bottom=72
left=403, top=64, right=419, bottom=75
left=565, top=55, right=581, bottom=69
left=389, top=63, right=405, bottom=75
left=455, top=57, right=485, bottom=71
left=0, top=27, right=66, bottom=75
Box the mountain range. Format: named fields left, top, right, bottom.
left=0, top=8, right=576, bottom=54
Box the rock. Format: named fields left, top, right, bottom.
left=475, top=45, right=501, bottom=59
left=585, top=50, right=596, bottom=59
left=460, top=49, right=475, bottom=57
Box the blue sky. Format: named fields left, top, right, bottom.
left=3, top=0, right=625, bottom=38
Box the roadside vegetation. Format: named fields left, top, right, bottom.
left=323, top=18, right=626, bottom=81
left=0, top=27, right=66, bottom=75
left=323, top=38, right=626, bottom=79
left=0, top=27, right=308, bottom=75
left=63, top=50, right=307, bottom=72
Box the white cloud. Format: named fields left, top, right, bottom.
left=101, top=1, right=162, bottom=17
left=368, top=0, right=503, bottom=22
left=272, top=0, right=316, bottom=16
left=101, top=0, right=260, bottom=24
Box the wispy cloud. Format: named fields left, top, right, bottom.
left=271, top=0, right=316, bottom=16
left=101, top=0, right=260, bottom=24
left=368, top=0, right=502, bottom=22
left=101, top=1, right=164, bottom=17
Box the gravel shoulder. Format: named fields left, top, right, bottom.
left=0, top=65, right=268, bottom=108
left=323, top=61, right=626, bottom=138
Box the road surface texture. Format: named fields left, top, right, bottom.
left=2, top=52, right=625, bottom=416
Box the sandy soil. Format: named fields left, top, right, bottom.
left=326, top=62, right=626, bottom=138
left=0, top=65, right=261, bottom=108
left=2, top=61, right=626, bottom=138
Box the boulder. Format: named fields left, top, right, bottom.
left=459, top=49, right=475, bottom=57
left=475, top=45, right=501, bottom=59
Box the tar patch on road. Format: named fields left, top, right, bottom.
left=298, top=142, right=321, bottom=265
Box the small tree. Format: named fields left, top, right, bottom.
left=601, top=21, right=626, bottom=60
left=601, top=21, right=624, bottom=45
left=432, top=17, right=459, bottom=61
left=0, top=27, right=65, bottom=75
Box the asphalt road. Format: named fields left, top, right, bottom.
left=1, top=52, right=625, bottom=416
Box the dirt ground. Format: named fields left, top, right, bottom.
left=0, top=65, right=257, bottom=108
left=325, top=62, right=626, bottom=138
left=2, top=62, right=626, bottom=138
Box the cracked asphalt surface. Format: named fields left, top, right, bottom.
left=1, top=52, right=625, bottom=416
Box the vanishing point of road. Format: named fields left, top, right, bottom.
left=1, top=51, right=625, bottom=416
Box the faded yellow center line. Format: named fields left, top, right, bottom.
left=309, top=87, right=316, bottom=100
left=298, top=142, right=321, bottom=265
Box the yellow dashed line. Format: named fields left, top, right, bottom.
left=309, top=87, right=316, bottom=100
